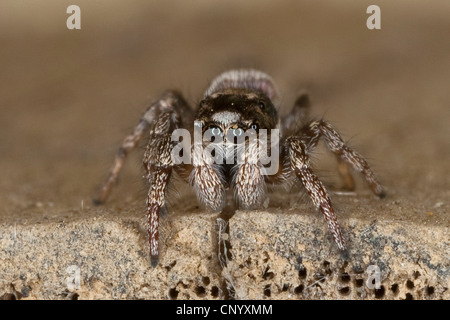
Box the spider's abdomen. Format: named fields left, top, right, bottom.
left=204, top=69, right=279, bottom=100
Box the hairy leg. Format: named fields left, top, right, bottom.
left=95, top=90, right=192, bottom=266
left=300, top=120, right=385, bottom=197
left=286, top=136, right=345, bottom=250
left=144, top=113, right=176, bottom=266
left=94, top=90, right=192, bottom=205
left=143, top=92, right=194, bottom=266
left=93, top=119, right=149, bottom=205
left=189, top=144, right=226, bottom=212
left=232, top=140, right=266, bottom=209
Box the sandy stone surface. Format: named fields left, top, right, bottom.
left=0, top=0, right=449, bottom=299
left=225, top=209, right=448, bottom=300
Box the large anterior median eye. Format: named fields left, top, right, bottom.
left=211, top=126, right=223, bottom=136
left=204, top=125, right=223, bottom=140
left=232, top=128, right=244, bottom=137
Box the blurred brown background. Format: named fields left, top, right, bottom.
left=0, top=0, right=449, bottom=226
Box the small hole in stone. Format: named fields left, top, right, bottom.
left=0, top=293, right=16, bottom=300
left=375, top=286, right=385, bottom=299
left=355, top=279, right=364, bottom=287
left=70, top=292, right=79, bottom=300
left=282, top=284, right=289, bottom=292
left=169, top=288, right=179, bottom=300
left=391, top=284, right=399, bottom=295
left=323, top=261, right=330, bottom=268
left=340, top=273, right=351, bottom=283
left=413, top=271, right=420, bottom=279
left=426, top=286, right=435, bottom=295
left=164, top=260, right=177, bottom=271
left=180, top=282, right=188, bottom=289
left=211, top=286, right=219, bottom=298
left=294, top=284, right=304, bottom=294
left=262, top=267, right=275, bottom=280
left=195, top=286, right=206, bottom=297
left=263, top=285, right=271, bottom=297
left=202, top=276, right=210, bottom=286
left=406, top=280, right=414, bottom=289
left=298, top=268, right=307, bottom=279
left=338, top=287, right=350, bottom=295
left=405, top=293, right=413, bottom=300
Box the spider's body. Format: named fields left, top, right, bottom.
left=95, top=70, right=385, bottom=267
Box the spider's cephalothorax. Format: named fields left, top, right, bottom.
left=94, top=69, right=386, bottom=267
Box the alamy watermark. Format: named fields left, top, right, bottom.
left=367, top=5, right=381, bottom=30
left=66, top=5, right=381, bottom=31
left=66, top=265, right=81, bottom=290
left=366, top=264, right=381, bottom=289
left=66, top=5, right=81, bottom=30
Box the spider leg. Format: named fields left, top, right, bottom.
left=144, top=113, right=176, bottom=267
left=189, top=143, right=226, bottom=212
left=93, top=119, right=148, bottom=205
left=94, top=91, right=192, bottom=204
left=286, top=136, right=346, bottom=250
left=95, top=90, right=192, bottom=266
left=143, top=93, right=193, bottom=266
left=300, top=120, right=385, bottom=198
left=232, top=139, right=266, bottom=209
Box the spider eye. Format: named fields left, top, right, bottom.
left=250, top=123, right=259, bottom=131
left=211, top=127, right=222, bottom=136
left=205, top=125, right=223, bottom=137
left=232, top=128, right=243, bottom=137
left=258, top=102, right=265, bottom=109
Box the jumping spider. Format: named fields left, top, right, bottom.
left=94, top=69, right=385, bottom=267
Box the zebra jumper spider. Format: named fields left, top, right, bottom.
left=94, top=69, right=385, bottom=267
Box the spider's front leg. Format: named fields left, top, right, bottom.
left=94, top=91, right=192, bottom=205
left=232, top=137, right=266, bottom=209
left=285, top=136, right=346, bottom=250
left=189, top=131, right=226, bottom=212
left=143, top=93, right=194, bottom=267
left=95, top=90, right=192, bottom=267
left=144, top=112, right=178, bottom=267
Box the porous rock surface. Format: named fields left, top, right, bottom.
left=1, top=194, right=448, bottom=300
